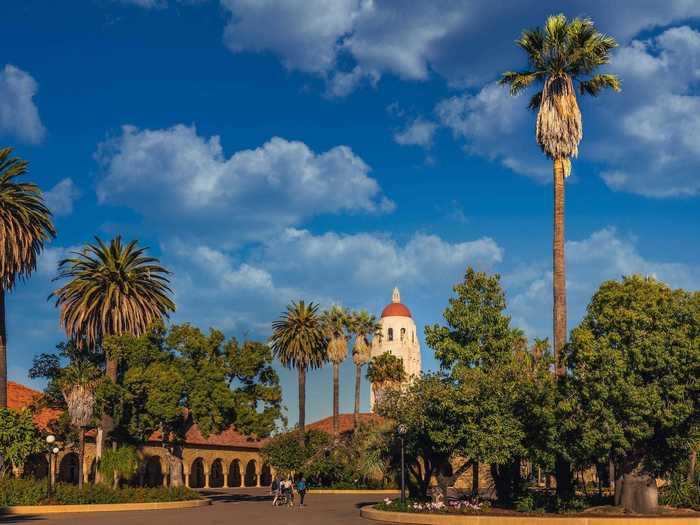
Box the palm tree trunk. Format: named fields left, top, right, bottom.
left=332, top=361, right=339, bottom=436
left=0, top=288, right=7, bottom=408
left=353, top=363, right=362, bottom=429
left=298, top=366, right=306, bottom=432
left=96, top=357, right=118, bottom=484
left=553, top=157, right=567, bottom=378
left=553, top=158, right=572, bottom=500
left=78, top=428, right=85, bottom=489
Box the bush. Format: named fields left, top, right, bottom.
left=660, top=470, right=700, bottom=510
left=0, top=478, right=200, bottom=506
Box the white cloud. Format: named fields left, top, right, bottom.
left=506, top=228, right=700, bottom=339
left=394, top=118, right=437, bottom=148
left=45, top=178, right=80, bottom=217
left=96, top=124, right=393, bottom=241
left=219, top=1, right=700, bottom=95
left=0, top=65, right=45, bottom=144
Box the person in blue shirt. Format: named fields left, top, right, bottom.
left=296, top=475, right=307, bottom=506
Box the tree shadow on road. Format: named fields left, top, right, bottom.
left=199, top=491, right=271, bottom=504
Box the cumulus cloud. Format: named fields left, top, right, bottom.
left=162, top=227, right=503, bottom=337
left=45, top=178, right=80, bottom=217
left=219, top=1, right=700, bottom=94
left=506, top=228, right=700, bottom=338
left=0, top=65, right=45, bottom=144
left=394, top=118, right=437, bottom=148
left=96, top=124, right=393, bottom=241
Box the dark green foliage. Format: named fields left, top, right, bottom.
left=0, top=478, right=199, bottom=506
left=0, top=409, right=43, bottom=476
left=261, top=429, right=331, bottom=475
left=563, top=276, right=700, bottom=477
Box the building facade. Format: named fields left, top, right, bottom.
left=369, top=287, right=422, bottom=409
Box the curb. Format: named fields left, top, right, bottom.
left=360, top=505, right=700, bottom=525
left=3, top=498, right=211, bottom=515
left=309, top=489, right=400, bottom=494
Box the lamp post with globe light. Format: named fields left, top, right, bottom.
left=45, top=435, right=59, bottom=498
left=397, top=424, right=407, bottom=504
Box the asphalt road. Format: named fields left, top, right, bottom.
left=1, top=488, right=389, bottom=525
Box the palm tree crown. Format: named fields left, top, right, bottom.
left=500, top=14, right=620, bottom=162
left=50, top=236, right=175, bottom=349
left=321, top=305, right=349, bottom=364
left=351, top=310, right=381, bottom=367
left=0, top=147, right=56, bottom=289
left=270, top=301, right=326, bottom=370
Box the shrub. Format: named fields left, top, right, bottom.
left=0, top=478, right=200, bottom=506
left=660, top=471, right=700, bottom=510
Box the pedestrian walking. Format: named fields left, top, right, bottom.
left=271, top=476, right=280, bottom=506
left=296, top=475, right=307, bottom=506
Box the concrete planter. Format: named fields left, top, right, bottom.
left=3, top=498, right=210, bottom=514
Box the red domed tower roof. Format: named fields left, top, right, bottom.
left=381, top=287, right=412, bottom=318
left=381, top=303, right=412, bottom=318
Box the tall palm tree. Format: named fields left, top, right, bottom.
left=366, top=351, right=405, bottom=408
left=50, top=236, right=174, bottom=478
left=500, top=15, right=620, bottom=377
left=320, top=305, right=349, bottom=436
left=270, top=300, right=326, bottom=432
left=0, top=148, right=55, bottom=407
left=349, top=310, right=381, bottom=429
left=60, top=360, right=101, bottom=489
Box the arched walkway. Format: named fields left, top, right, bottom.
left=189, top=458, right=205, bottom=489
left=210, top=459, right=225, bottom=488
left=58, top=453, right=80, bottom=484
left=23, top=453, right=48, bottom=479
left=144, top=456, right=163, bottom=487
left=260, top=464, right=272, bottom=486
left=244, top=459, right=257, bottom=487
left=228, top=459, right=241, bottom=487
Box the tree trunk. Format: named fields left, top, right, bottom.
left=353, top=363, right=362, bottom=429
left=298, top=366, right=306, bottom=433
left=688, top=448, right=697, bottom=483
left=78, top=428, right=85, bottom=489
left=555, top=454, right=572, bottom=500
left=552, top=157, right=567, bottom=377
left=167, top=445, right=184, bottom=487
left=0, top=289, right=7, bottom=409
left=97, top=356, right=119, bottom=484
left=620, top=456, right=658, bottom=514
left=332, top=361, right=339, bottom=436
left=472, top=461, right=479, bottom=497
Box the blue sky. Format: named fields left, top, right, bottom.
left=2, top=1, right=699, bottom=428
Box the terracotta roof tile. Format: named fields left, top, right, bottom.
left=7, top=381, right=61, bottom=431
left=307, top=413, right=384, bottom=435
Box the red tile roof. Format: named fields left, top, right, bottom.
left=8, top=381, right=266, bottom=450
left=307, top=413, right=384, bottom=435
left=381, top=302, right=412, bottom=318
left=7, top=381, right=62, bottom=431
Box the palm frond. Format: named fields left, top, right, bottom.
left=499, top=71, right=540, bottom=96
left=50, top=236, right=175, bottom=349
left=0, top=147, right=56, bottom=290
left=528, top=91, right=543, bottom=110
left=270, top=301, right=326, bottom=371
left=579, top=74, right=621, bottom=96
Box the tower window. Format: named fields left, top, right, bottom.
left=387, top=328, right=393, bottom=341
left=412, top=331, right=415, bottom=343
left=400, top=328, right=406, bottom=341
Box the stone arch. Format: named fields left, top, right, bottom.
left=23, top=453, right=48, bottom=479
left=144, top=456, right=163, bottom=487
left=260, top=463, right=272, bottom=486
left=210, top=458, right=225, bottom=488
left=189, top=458, right=206, bottom=489
left=228, top=459, right=242, bottom=487
left=244, top=459, right=257, bottom=487
left=58, top=452, right=80, bottom=484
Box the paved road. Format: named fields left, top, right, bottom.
left=2, top=488, right=389, bottom=525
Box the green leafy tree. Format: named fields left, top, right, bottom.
left=261, top=429, right=331, bottom=477
left=97, top=445, right=138, bottom=488
left=563, top=276, right=700, bottom=513
left=349, top=310, right=382, bottom=429
left=500, top=15, right=620, bottom=377
left=50, top=236, right=175, bottom=478
left=320, top=305, right=349, bottom=436
left=113, top=324, right=282, bottom=487
left=366, top=351, right=405, bottom=407
left=0, top=408, right=43, bottom=478
left=270, top=301, right=326, bottom=432
left=0, top=148, right=55, bottom=407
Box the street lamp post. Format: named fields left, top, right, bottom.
left=397, top=424, right=407, bottom=504
left=45, top=435, right=59, bottom=499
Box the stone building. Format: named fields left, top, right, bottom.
left=370, top=287, right=422, bottom=409
left=9, top=381, right=273, bottom=489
